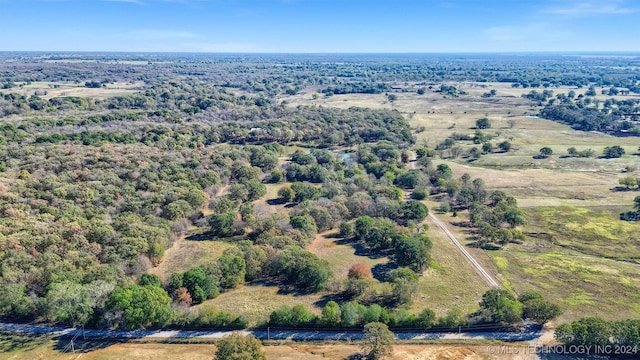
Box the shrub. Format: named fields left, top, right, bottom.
left=209, top=212, right=238, bottom=238
left=139, top=273, right=162, bottom=287
left=603, top=145, right=625, bottom=158
left=410, top=188, right=427, bottom=200
left=215, top=332, right=266, bottom=360
left=271, top=246, right=331, bottom=292
left=106, top=285, right=173, bottom=329
left=348, top=263, right=373, bottom=280
left=476, top=117, right=491, bottom=129
left=339, top=221, right=354, bottom=237
left=277, top=186, right=295, bottom=202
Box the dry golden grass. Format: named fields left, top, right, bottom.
left=80, top=343, right=217, bottom=360
left=0, top=333, right=490, bottom=360
left=0, top=341, right=490, bottom=360
left=150, top=238, right=233, bottom=280
left=286, top=92, right=391, bottom=110
left=410, top=219, right=491, bottom=316
left=252, top=183, right=288, bottom=215
left=265, top=343, right=485, bottom=360
left=310, top=230, right=388, bottom=281
left=6, top=81, right=144, bottom=99
left=458, top=81, right=640, bottom=102
left=437, top=160, right=638, bottom=208
left=200, top=284, right=326, bottom=326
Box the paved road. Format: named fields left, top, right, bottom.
left=0, top=322, right=544, bottom=342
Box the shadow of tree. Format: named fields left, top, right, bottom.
left=313, top=293, right=345, bottom=309
left=334, top=238, right=389, bottom=260
left=266, top=198, right=286, bottom=206
left=466, top=240, right=502, bottom=250
left=449, top=221, right=473, bottom=228
left=611, top=186, right=639, bottom=192
left=185, top=231, right=215, bottom=241
left=53, top=334, right=127, bottom=354
left=371, top=262, right=398, bottom=282
left=0, top=332, right=51, bottom=353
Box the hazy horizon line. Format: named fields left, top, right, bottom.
left=2, top=50, right=640, bottom=55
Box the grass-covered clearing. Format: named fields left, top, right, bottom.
left=0, top=332, right=488, bottom=360
left=409, top=214, right=491, bottom=316
left=487, top=206, right=640, bottom=322
left=200, top=284, right=326, bottom=326
left=525, top=206, right=640, bottom=261
left=5, top=81, right=144, bottom=99
left=151, top=238, right=233, bottom=280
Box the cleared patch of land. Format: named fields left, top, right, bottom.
left=310, top=230, right=388, bottom=282
left=439, top=160, right=638, bottom=208
left=200, top=284, right=326, bottom=326
left=412, top=213, right=491, bottom=315
left=484, top=206, right=640, bottom=322
left=525, top=206, right=640, bottom=261
left=150, top=237, right=233, bottom=280
left=4, top=81, right=144, bottom=99
left=0, top=332, right=492, bottom=360
left=489, top=247, right=640, bottom=322
left=309, top=225, right=491, bottom=317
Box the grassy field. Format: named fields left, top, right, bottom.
left=525, top=206, right=640, bottom=261
left=309, top=225, right=491, bottom=317
left=0, top=332, right=498, bottom=360
left=286, top=82, right=639, bottom=154
left=200, top=284, right=327, bottom=326
left=439, top=160, right=638, bottom=208
left=483, top=206, right=640, bottom=322
left=150, top=237, right=233, bottom=280
left=4, top=81, right=144, bottom=99
left=200, top=224, right=491, bottom=324
left=309, top=230, right=389, bottom=282
left=489, top=248, right=640, bottom=322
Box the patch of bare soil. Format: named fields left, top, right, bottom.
left=265, top=344, right=484, bottom=360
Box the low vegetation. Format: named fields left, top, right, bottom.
left=556, top=317, right=640, bottom=350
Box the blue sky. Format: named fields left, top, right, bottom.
left=1, top=0, right=639, bottom=52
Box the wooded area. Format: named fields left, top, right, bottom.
left=1, top=52, right=638, bottom=332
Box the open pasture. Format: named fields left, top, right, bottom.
left=4, top=81, right=144, bottom=99
left=0, top=332, right=489, bottom=360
